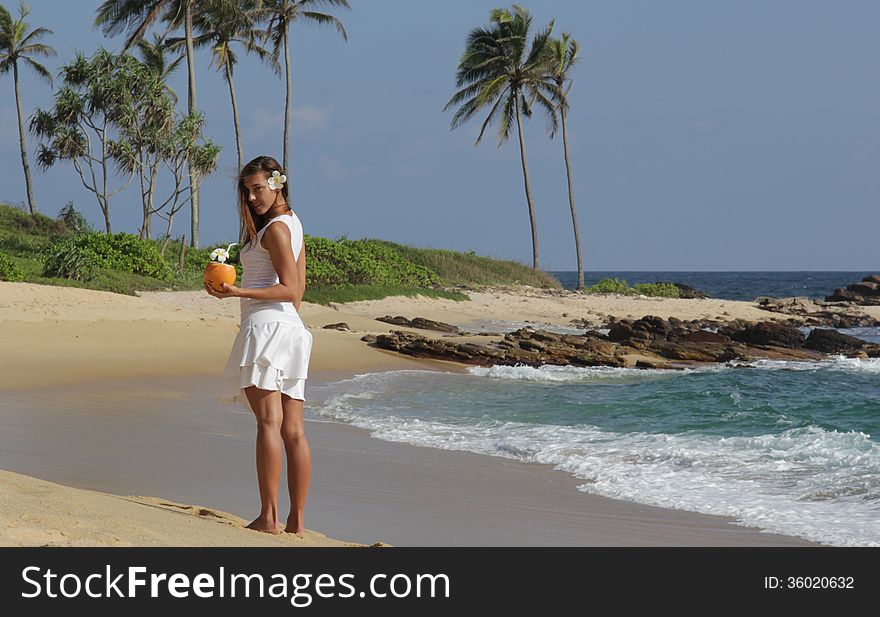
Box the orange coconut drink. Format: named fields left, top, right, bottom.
left=204, top=243, right=239, bottom=292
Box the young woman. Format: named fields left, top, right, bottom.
left=207, top=155, right=313, bottom=535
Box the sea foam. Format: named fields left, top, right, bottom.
left=310, top=367, right=880, bottom=546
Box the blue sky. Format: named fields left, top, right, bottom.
left=2, top=0, right=878, bottom=271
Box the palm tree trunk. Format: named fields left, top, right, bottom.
left=560, top=107, right=584, bottom=289
left=184, top=1, right=201, bottom=248
left=13, top=63, right=36, bottom=216
left=225, top=58, right=243, bottom=172
left=282, top=26, right=292, bottom=178
left=514, top=93, right=539, bottom=270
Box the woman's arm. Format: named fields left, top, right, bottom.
left=293, top=243, right=306, bottom=312
left=205, top=222, right=299, bottom=302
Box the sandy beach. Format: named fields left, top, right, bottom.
left=0, top=281, right=824, bottom=546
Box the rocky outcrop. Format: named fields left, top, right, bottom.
left=323, top=322, right=350, bottom=331
left=754, top=296, right=880, bottom=327
left=376, top=315, right=460, bottom=333
left=825, top=275, right=880, bottom=305
left=367, top=315, right=879, bottom=370
left=803, top=328, right=871, bottom=354
left=725, top=321, right=805, bottom=348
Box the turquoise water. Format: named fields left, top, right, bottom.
left=310, top=353, right=880, bottom=546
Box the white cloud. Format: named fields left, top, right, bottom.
left=293, top=105, right=330, bottom=131
left=245, top=107, right=285, bottom=139
left=242, top=105, right=329, bottom=142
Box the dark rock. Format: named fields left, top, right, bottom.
left=681, top=330, right=731, bottom=344
left=367, top=314, right=865, bottom=371
left=825, top=288, right=859, bottom=303
left=376, top=315, right=460, bottom=333
left=729, top=322, right=806, bottom=348
left=360, top=334, right=378, bottom=343
left=635, top=360, right=667, bottom=369
left=824, top=275, right=880, bottom=305
left=608, top=321, right=634, bottom=342
left=377, top=315, right=411, bottom=326
left=651, top=341, right=741, bottom=363
left=410, top=317, right=460, bottom=333
left=803, top=329, right=867, bottom=354
left=323, top=322, right=350, bottom=331
left=847, top=282, right=879, bottom=296
left=757, top=296, right=880, bottom=327
left=518, top=339, right=547, bottom=352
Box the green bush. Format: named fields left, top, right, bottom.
left=371, top=240, right=562, bottom=288
left=0, top=202, right=69, bottom=237
left=586, top=277, right=631, bottom=294
left=41, top=236, right=97, bottom=281
left=43, top=232, right=173, bottom=280
left=304, top=235, right=440, bottom=287
left=0, top=251, right=24, bottom=281
left=633, top=282, right=681, bottom=298
left=56, top=201, right=92, bottom=234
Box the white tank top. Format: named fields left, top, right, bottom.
left=239, top=211, right=305, bottom=323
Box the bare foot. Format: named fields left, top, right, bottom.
left=246, top=517, right=282, bottom=534
left=284, top=517, right=305, bottom=537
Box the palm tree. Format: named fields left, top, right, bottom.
left=444, top=5, right=557, bottom=270
left=95, top=0, right=233, bottom=247
left=136, top=32, right=183, bottom=99
left=0, top=2, right=55, bottom=216
left=183, top=0, right=278, bottom=171
left=547, top=33, right=584, bottom=289
left=258, top=0, right=349, bottom=177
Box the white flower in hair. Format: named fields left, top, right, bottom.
left=267, top=170, right=287, bottom=191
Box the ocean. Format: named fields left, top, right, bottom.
left=309, top=271, right=880, bottom=546
left=548, top=270, right=875, bottom=301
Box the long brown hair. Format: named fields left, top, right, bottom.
left=237, top=155, right=290, bottom=247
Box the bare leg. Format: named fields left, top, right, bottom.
left=281, top=394, right=311, bottom=536
left=244, top=385, right=284, bottom=534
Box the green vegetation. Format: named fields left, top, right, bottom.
left=633, top=282, right=681, bottom=298
left=585, top=277, right=629, bottom=294
left=305, top=236, right=440, bottom=287
left=0, top=202, right=566, bottom=302
left=304, top=285, right=468, bottom=305
left=0, top=250, right=23, bottom=281
left=371, top=241, right=561, bottom=289
left=43, top=232, right=174, bottom=280
left=585, top=277, right=681, bottom=298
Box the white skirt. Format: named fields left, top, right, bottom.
left=219, top=310, right=313, bottom=410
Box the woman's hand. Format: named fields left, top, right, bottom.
left=204, top=281, right=240, bottom=299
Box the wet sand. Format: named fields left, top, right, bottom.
left=0, top=372, right=816, bottom=546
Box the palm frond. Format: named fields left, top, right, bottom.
left=474, top=86, right=511, bottom=146
left=22, top=56, right=52, bottom=84
left=18, top=26, right=54, bottom=50
left=300, top=11, right=347, bottom=40
left=497, top=92, right=516, bottom=145
left=526, top=86, right=558, bottom=137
